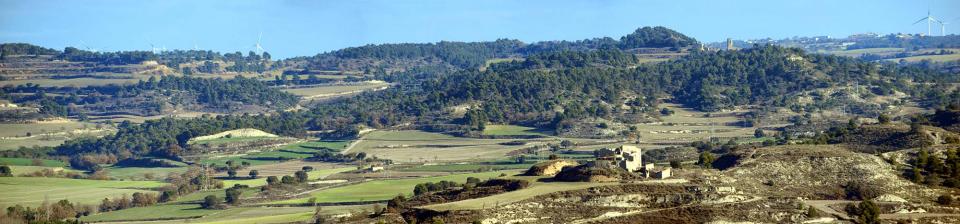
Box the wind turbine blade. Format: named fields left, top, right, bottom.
left=913, top=17, right=929, bottom=25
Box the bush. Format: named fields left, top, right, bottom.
left=938, top=194, right=953, bottom=205
left=878, top=114, right=891, bottom=124
left=201, top=195, right=221, bottom=209
left=266, top=176, right=279, bottom=185
left=698, top=152, right=715, bottom=168
left=225, top=188, right=242, bottom=205
left=669, top=160, right=681, bottom=169
left=857, top=200, right=880, bottom=224
left=844, top=181, right=881, bottom=200
left=0, top=165, right=11, bottom=177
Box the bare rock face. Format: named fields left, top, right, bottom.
left=524, top=160, right=579, bottom=176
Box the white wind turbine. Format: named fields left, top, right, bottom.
left=913, top=10, right=940, bottom=36
left=940, top=20, right=950, bottom=36
left=254, top=32, right=266, bottom=56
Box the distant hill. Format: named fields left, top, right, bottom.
left=291, top=26, right=699, bottom=72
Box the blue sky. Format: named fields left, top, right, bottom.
left=2, top=0, right=959, bottom=59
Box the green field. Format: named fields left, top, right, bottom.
left=271, top=170, right=518, bottom=204
left=104, top=166, right=190, bottom=180
left=0, top=157, right=67, bottom=167
left=399, top=163, right=533, bottom=172
left=81, top=203, right=218, bottom=222
left=222, top=167, right=354, bottom=187
left=0, top=121, right=109, bottom=150
left=0, top=177, right=165, bottom=208
left=0, top=122, right=97, bottom=138
left=422, top=178, right=615, bottom=211
left=482, top=124, right=550, bottom=136
left=198, top=140, right=348, bottom=167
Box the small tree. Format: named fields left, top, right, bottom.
left=201, top=195, right=220, bottom=209
left=414, top=184, right=429, bottom=196
left=225, top=188, right=242, bottom=205
left=754, top=128, right=765, bottom=138
left=857, top=200, right=880, bottom=224
left=560, top=140, right=574, bottom=148
left=878, top=114, right=891, bottom=124
left=266, top=176, right=279, bottom=185
left=227, top=169, right=237, bottom=178
left=0, top=165, right=12, bottom=177
left=282, top=175, right=295, bottom=184
left=548, top=154, right=559, bottom=160
left=295, top=170, right=309, bottom=183
left=249, top=170, right=259, bottom=179
left=807, top=206, right=820, bottom=217
left=698, top=152, right=715, bottom=169
left=669, top=160, right=682, bottom=169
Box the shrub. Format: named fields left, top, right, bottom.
left=295, top=170, right=309, bottom=183
left=844, top=181, right=881, bottom=200
left=266, top=176, right=279, bottom=185
left=0, top=165, right=11, bottom=177
left=201, top=195, right=220, bottom=209
left=669, top=160, right=681, bottom=169
left=225, top=188, right=242, bottom=205
left=698, top=152, right=715, bottom=168
left=938, top=194, right=953, bottom=205
left=878, top=114, right=891, bottom=124
left=857, top=200, right=880, bottom=224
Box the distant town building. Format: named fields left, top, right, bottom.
left=654, top=167, right=671, bottom=179
left=368, top=166, right=384, bottom=172
left=596, top=145, right=643, bottom=172
left=726, top=38, right=735, bottom=50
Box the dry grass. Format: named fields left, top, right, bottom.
left=350, top=130, right=532, bottom=163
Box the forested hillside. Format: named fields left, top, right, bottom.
left=7, top=27, right=958, bottom=172
left=294, top=26, right=699, bottom=71
left=2, top=75, right=299, bottom=116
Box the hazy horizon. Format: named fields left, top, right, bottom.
left=2, top=0, right=959, bottom=59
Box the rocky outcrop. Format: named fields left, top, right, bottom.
left=553, top=161, right=634, bottom=182
left=524, top=160, right=578, bottom=176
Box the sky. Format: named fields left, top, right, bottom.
left=1, top=0, right=959, bottom=59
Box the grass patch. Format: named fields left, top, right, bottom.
left=482, top=125, right=550, bottom=136
left=8, top=165, right=82, bottom=176
left=222, top=167, right=354, bottom=187
left=104, top=166, right=189, bottom=181
left=81, top=203, right=216, bottom=222
left=0, top=157, right=66, bottom=167
left=198, top=140, right=349, bottom=167
left=0, top=177, right=165, bottom=208
left=271, top=170, right=518, bottom=204
left=352, top=130, right=531, bottom=162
